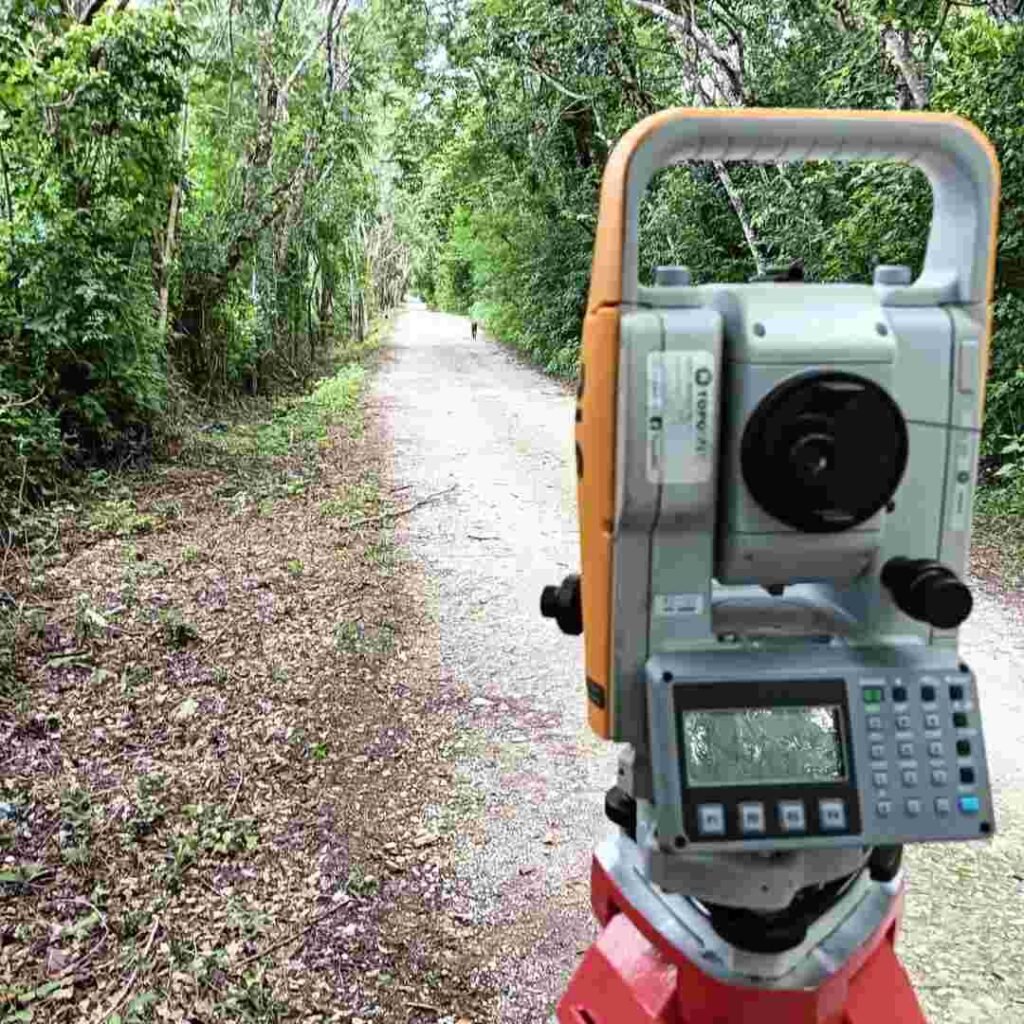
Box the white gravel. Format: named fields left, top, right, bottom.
left=375, top=304, right=1024, bottom=1023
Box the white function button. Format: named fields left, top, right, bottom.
left=898, top=742, right=914, bottom=759
left=935, top=797, right=951, bottom=817
left=697, top=803, right=726, bottom=836
left=778, top=800, right=806, bottom=833
left=903, top=769, right=919, bottom=787
left=868, top=716, right=884, bottom=731
left=873, top=772, right=889, bottom=788
left=896, top=715, right=912, bottom=730
left=871, top=744, right=885, bottom=760
left=876, top=800, right=892, bottom=818
left=819, top=799, right=847, bottom=831
left=928, top=741, right=944, bottom=758
left=738, top=802, right=766, bottom=835
left=924, top=714, right=941, bottom=730
left=931, top=768, right=948, bottom=786
left=906, top=798, right=922, bottom=817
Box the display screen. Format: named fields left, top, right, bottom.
left=681, top=705, right=846, bottom=786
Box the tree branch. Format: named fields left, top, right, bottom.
left=79, top=0, right=108, bottom=24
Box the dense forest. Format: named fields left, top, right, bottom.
left=0, top=0, right=415, bottom=513
left=2, top=0, right=1023, bottom=509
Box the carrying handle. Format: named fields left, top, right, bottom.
left=587, top=108, right=999, bottom=310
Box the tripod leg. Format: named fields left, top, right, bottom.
left=843, top=928, right=928, bottom=1024
left=556, top=912, right=678, bottom=1024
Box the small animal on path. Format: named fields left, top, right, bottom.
left=471, top=320, right=478, bottom=340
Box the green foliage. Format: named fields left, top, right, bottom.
left=395, top=0, right=1024, bottom=474
left=159, top=608, right=199, bottom=648
left=0, top=0, right=408, bottom=518
left=0, top=9, right=188, bottom=505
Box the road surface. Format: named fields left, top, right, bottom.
left=374, top=303, right=1024, bottom=1023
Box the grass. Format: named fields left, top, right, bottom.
left=220, top=365, right=366, bottom=460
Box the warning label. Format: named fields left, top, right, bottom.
left=646, top=351, right=716, bottom=485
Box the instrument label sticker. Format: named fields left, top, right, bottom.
left=647, top=350, right=716, bottom=484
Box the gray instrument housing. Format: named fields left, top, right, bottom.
left=611, top=280, right=987, bottom=800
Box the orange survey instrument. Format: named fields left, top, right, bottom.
left=542, top=107, right=1000, bottom=1023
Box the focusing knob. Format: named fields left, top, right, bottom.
left=881, top=557, right=973, bottom=629
left=540, top=574, right=583, bottom=635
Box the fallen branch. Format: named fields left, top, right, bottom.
left=233, top=899, right=349, bottom=970
left=333, top=485, right=457, bottom=532
left=92, top=917, right=159, bottom=1024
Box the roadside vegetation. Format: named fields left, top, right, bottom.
left=0, top=329, right=496, bottom=1022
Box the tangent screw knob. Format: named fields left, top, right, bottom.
left=540, top=574, right=583, bottom=636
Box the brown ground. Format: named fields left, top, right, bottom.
left=0, top=355, right=499, bottom=1022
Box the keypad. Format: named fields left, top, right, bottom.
left=859, top=669, right=987, bottom=836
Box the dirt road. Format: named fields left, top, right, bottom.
left=374, top=303, right=1024, bottom=1023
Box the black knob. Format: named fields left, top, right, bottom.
left=881, top=557, right=973, bottom=629
left=604, top=785, right=637, bottom=842
left=540, top=574, right=583, bottom=635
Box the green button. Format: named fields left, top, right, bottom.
left=862, top=688, right=883, bottom=704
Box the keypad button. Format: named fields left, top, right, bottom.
left=896, top=715, right=911, bottom=730
left=921, top=684, right=936, bottom=702
left=935, top=797, right=951, bottom=817
left=953, top=712, right=968, bottom=728
left=876, top=800, right=892, bottom=818
left=960, top=767, right=976, bottom=785
left=928, top=741, right=944, bottom=758
left=906, top=798, right=921, bottom=817
left=868, top=716, right=883, bottom=731
left=819, top=799, right=847, bottom=831
left=949, top=684, right=965, bottom=701
left=898, top=742, right=914, bottom=759
left=931, top=769, right=948, bottom=786
left=873, top=772, right=889, bottom=788
left=902, top=769, right=918, bottom=787
left=958, top=795, right=980, bottom=814
left=738, top=802, right=766, bottom=835
left=778, top=800, right=806, bottom=833
left=892, top=686, right=908, bottom=703
left=697, top=803, right=726, bottom=836
left=957, top=739, right=972, bottom=756
left=871, top=744, right=885, bottom=760
left=862, top=686, right=885, bottom=704
left=924, top=714, right=940, bottom=729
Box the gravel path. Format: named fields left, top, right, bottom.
left=374, top=303, right=1024, bottom=1023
